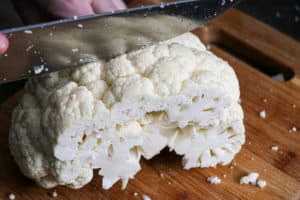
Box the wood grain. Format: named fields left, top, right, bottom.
left=1, top=3, right=300, bottom=200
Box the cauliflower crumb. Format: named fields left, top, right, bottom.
left=289, top=127, right=297, bottom=133
left=248, top=173, right=259, bottom=185
left=142, top=194, right=151, bottom=200
left=51, top=191, right=58, bottom=198
left=240, top=176, right=250, bottom=185
left=271, top=146, right=279, bottom=151
left=24, top=30, right=32, bottom=34
left=257, top=180, right=267, bottom=188
left=240, top=172, right=266, bottom=188
left=159, top=172, right=165, bottom=178
left=72, top=48, right=79, bottom=53
left=8, top=193, right=15, bottom=200
left=33, top=65, right=44, bottom=74
left=240, top=172, right=259, bottom=185
left=259, top=110, right=266, bottom=119
left=26, top=44, right=34, bottom=52
left=134, top=192, right=138, bottom=196
left=207, top=176, right=221, bottom=184
left=271, top=73, right=285, bottom=81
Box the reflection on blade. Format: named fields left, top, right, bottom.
left=0, top=0, right=240, bottom=84
left=39, top=15, right=198, bottom=71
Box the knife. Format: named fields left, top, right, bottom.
left=0, top=0, right=240, bottom=84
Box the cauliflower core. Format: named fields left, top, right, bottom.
left=9, top=33, right=245, bottom=189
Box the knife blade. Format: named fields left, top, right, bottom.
left=0, top=0, right=240, bottom=84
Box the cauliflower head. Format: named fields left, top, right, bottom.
left=9, top=33, right=245, bottom=189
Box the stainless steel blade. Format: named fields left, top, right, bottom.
left=0, top=0, right=240, bottom=84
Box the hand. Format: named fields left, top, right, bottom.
left=35, top=0, right=127, bottom=18
left=0, top=33, right=9, bottom=55
left=0, top=0, right=126, bottom=55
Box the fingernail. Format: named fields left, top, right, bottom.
left=92, top=0, right=127, bottom=14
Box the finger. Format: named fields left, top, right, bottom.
left=37, top=0, right=95, bottom=19
left=0, top=33, right=9, bottom=55
left=91, top=0, right=127, bottom=13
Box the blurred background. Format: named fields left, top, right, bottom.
left=238, top=0, right=300, bottom=42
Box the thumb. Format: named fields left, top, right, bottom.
left=0, top=33, right=9, bottom=55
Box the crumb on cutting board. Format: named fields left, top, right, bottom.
left=8, top=193, right=15, bottom=200
left=289, top=127, right=297, bottom=133
left=259, top=110, right=266, bottom=119
left=257, top=180, right=267, bottom=188
left=207, top=176, right=221, bottom=184
left=51, top=190, right=58, bottom=198
left=240, top=172, right=267, bottom=188
left=159, top=172, right=164, bottom=178
left=142, top=194, right=151, bottom=200
left=271, top=146, right=279, bottom=151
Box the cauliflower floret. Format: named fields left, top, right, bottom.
left=9, top=33, right=245, bottom=190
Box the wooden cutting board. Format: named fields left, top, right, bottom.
left=1, top=3, right=300, bottom=200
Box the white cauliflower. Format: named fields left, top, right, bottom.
left=9, top=33, right=245, bottom=190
